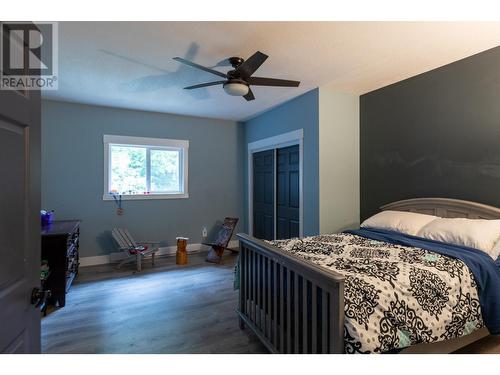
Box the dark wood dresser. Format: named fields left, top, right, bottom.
left=41, top=220, right=80, bottom=307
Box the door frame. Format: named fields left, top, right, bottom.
left=248, top=129, right=303, bottom=239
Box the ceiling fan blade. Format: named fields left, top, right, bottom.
left=183, top=81, right=226, bottom=90
left=236, top=51, right=268, bottom=78
left=243, top=88, right=255, bottom=101
left=173, top=57, right=227, bottom=79
left=210, top=58, right=232, bottom=68
left=247, top=76, right=300, bottom=87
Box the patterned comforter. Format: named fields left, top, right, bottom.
left=267, top=233, right=484, bottom=353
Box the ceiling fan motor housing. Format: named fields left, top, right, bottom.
left=228, top=56, right=244, bottom=68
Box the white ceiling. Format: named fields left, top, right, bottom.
left=43, top=22, right=500, bottom=121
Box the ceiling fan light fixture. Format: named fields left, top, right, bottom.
left=173, top=51, right=300, bottom=102
left=223, top=81, right=249, bottom=96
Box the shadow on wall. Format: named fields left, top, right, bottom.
left=97, top=231, right=115, bottom=254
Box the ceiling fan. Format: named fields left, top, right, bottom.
left=173, top=51, right=300, bottom=101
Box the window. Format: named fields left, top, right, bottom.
left=103, top=135, right=189, bottom=200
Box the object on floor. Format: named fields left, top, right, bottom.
left=112, top=228, right=159, bottom=272
left=41, top=220, right=80, bottom=308
left=204, top=217, right=239, bottom=263
left=176, top=237, right=189, bottom=265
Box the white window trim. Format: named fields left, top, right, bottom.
left=103, top=134, right=189, bottom=200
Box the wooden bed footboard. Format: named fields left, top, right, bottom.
left=236, top=233, right=345, bottom=354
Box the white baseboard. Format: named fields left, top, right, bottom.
left=79, top=254, right=111, bottom=267
left=79, top=240, right=240, bottom=267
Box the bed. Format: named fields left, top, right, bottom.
left=236, top=198, right=500, bottom=354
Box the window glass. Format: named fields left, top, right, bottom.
left=110, top=145, right=147, bottom=194
left=150, top=149, right=180, bottom=193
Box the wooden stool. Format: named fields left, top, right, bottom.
left=176, top=237, right=189, bottom=265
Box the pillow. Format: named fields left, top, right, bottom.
left=360, top=210, right=438, bottom=236
left=487, top=238, right=500, bottom=260
left=417, top=218, right=500, bottom=259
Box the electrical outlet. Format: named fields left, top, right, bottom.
left=202, top=227, right=207, bottom=238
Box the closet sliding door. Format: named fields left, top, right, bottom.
left=276, top=145, right=300, bottom=239
left=252, top=144, right=300, bottom=241
left=252, top=149, right=275, bottom=240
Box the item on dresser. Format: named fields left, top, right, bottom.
left=40, top=260, right=50, bottom=280
left=41, top=220, right=80, bottom=308
left=40, top=260, right=51, bottom=316
left=40, top=209, right=54, bottom=226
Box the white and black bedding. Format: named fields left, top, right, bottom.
left=266, top=228, right=500, bottom=354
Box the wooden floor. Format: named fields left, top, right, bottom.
left=454, top=335, right=500, bottom=354
left=42, top=251, right=499, bottom=354
left=42, top=251, right=267, bottom=354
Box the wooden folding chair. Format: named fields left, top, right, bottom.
left=203, top=217, right=239, bottom=263
left=112, top=228, right=159, bottom=272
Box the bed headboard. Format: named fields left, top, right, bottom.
left=380, top=198, right=500, bottom=220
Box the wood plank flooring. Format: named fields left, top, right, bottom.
left=42, top=251, right=499, bottom=354
left=42, top=252, right=267, bottom=354
left=455, top=335, right=500, bottom=354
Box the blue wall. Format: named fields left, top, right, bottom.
left=42, top=100, right=245, bottom=258
left=243, top=89, right=320, bottom=235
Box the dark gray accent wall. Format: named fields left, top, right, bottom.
left=42, top=100, right=244, bottom=258
left=361, top=46, right=500, bottom=220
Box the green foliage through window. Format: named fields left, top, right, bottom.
left=109, top=145, right=182, bottom=195
left=151, top=149, right=180, bottom=192
left=110, top=146, right=146, bottom=194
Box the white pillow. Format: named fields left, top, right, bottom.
left=361, top=210, right=438, bottom=236
left=491, top=240, right=500, bottom=260
left=417, top=218, right=500, bottom=259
